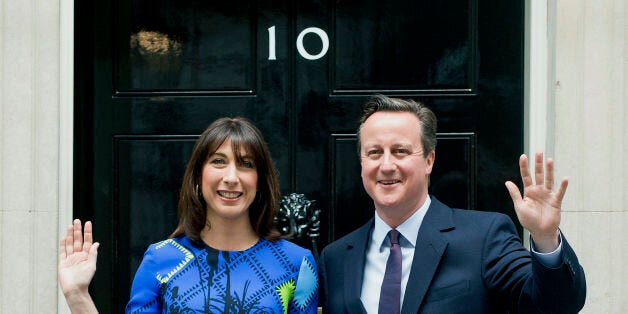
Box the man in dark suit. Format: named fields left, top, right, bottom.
left=319, top=95, right=586, bottom=313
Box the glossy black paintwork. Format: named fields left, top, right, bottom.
left=74, top=0, right=523, bottom=311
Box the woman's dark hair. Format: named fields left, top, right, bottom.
left=170, top=117, right=281, bottom=241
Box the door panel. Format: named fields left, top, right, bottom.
left=116, top=1, right=257, bottom=94
left=332, top=0, right=474, bottom=93
left=114, top=136, right=197, bottom=300
left=75, top=0, right=523, bottom=311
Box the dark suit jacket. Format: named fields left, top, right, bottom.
left=319, top=197, right=586, bottom=314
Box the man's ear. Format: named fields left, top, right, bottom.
left=425, top=150, right=435, bottom=175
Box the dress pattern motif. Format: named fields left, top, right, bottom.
left=126, top=236, right=318, bottom=314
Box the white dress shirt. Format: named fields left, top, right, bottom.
left=359, top=195, right=563, bottom=313
left=360, top=197, right=431, bottom=313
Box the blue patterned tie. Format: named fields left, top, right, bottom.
left=379, top=229, right=401, bottom=314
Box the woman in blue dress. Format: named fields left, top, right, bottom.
left=59, top=117, right=319, bottom=314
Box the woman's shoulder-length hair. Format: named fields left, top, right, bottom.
left=170, top=117, right=281, bottom=242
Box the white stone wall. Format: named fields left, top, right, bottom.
left=0, top=0, right=70, bottom=313
left=0, top=0, right=59, bottom=308
left=0, top=0, right=625, bottom=313
left=554, top=0, right=628, bottom=313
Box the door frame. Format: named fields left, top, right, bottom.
left=57, top=0, right=553, bottom=310
left=58, top=0, right=75, bottom=312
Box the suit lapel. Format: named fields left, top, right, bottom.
left=343, top=219, right=373, bottom=314
left=401, top=198, right=453, bottom=314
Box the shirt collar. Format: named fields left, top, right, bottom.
left=373, top=195, right=431, bottom=250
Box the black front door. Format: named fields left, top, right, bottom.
left=75, top=0, right=523, bottom=311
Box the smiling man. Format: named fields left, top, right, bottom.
left=319, top=94, right=586, bottom=314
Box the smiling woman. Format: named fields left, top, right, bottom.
left=172, top=117, right=280, bottom=245
left=59, top=117, right=319, bottom=314
left=198, top=139, right=260, bottom=250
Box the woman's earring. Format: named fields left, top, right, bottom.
left=195, top=184, right=201, bottom=197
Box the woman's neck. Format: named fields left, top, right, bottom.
left=200, top=217, right=259, bottom=251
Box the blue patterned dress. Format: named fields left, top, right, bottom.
left=126, top=236, right=318, bottom=313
